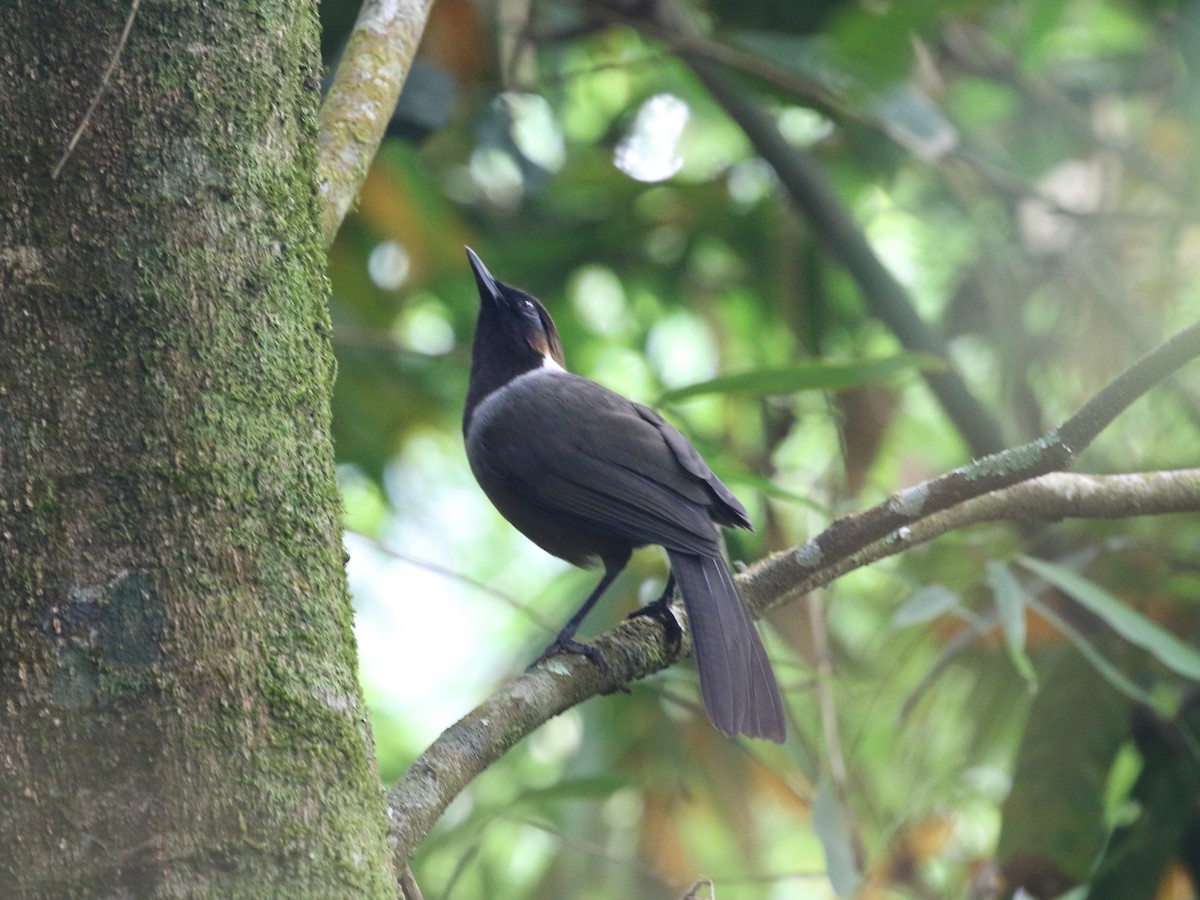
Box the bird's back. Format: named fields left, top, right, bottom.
left=465, top=369, right=748, bottom=563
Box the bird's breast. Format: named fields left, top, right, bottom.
left=465, top=369, right=634, bottom=568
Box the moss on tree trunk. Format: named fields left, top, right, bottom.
left=0, top=1, right=395, bottom=895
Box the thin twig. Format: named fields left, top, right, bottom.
left=806, top=591, right=849, bottom=790
left=574, top=0, right=841, bottom=115
left=398, top=865, right=424, bottom=900
left=349, top=531, right=557, bottom=631
left=804, top=587, right=861, bottom=866
left=51, top=0, right=142, bottom=178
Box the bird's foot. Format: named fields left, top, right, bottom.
left=529, top=635, right=610, bottom=674
left=627, top=597, right=684, bottom=653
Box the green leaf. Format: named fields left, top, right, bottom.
left=813, top=775, right=862, bottom=897
left=872, top=85, right=959, bottom=160
left=986, top=562, right=1038, bottom=688
left=1020, top=556, right=1200, bottom=682
left=1025, top=594, right=1163, bottom=713
left=658, top=353, right=943, bottom=404
left=729, top=470, right=830, bottom=514
left=996, top=649, right=1132, bottom=882
left=1088, top=695, right=1200, bottom=897
left=891, top=584, right=960, bottom=628
left=511, top=775, right=628, bottom=805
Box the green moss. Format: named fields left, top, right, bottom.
left=48, top=648, right=100, bottom=707
left=962, top=434, right=1062, bottom=481
left=98, top=573, right=167, bottom=668
left=2, top=2, right=394, bottom=895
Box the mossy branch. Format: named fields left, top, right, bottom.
left=317, top=0, right=435, bottom=246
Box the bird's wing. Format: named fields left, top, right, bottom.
left=473, top=373, right=743, bottom=554
left=628, top=402, right=751, bottom=530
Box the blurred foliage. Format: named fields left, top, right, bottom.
left=322, top=0, right=1200, bottom=897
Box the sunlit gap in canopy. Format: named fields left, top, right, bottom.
left=614, top=93, right=689, bottom=183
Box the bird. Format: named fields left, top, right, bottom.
left=462, top=247, right=785, bottom=742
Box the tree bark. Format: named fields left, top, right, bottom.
left=0, top=1, right=394, bottom=895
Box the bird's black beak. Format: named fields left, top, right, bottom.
left=465, top=247, right=502, bottom=307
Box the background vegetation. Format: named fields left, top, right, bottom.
left=323, top=1, right=1200, bottom=896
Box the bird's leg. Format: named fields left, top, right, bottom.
left=627, top=572, right=684, bottom=651
left=530, top=562, right=624, bottom=672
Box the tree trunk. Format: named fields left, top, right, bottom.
left=0, top=1, right=395, bottom=895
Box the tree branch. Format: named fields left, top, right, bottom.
left=752, top=320, right=1200, bottom=609
left=387, top=320, right=1200, bottom=869
left=388, top=466, right=1200, bottom=868
left=386, top=610, right=679, bottom=867
left=743, top=468, right=1200, bottom=622
left=317, top=0, right=435, bottom=246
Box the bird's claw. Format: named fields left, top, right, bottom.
left=529, top=636, right=610, bottom=675
left=627, top=599, right=684, bottom=652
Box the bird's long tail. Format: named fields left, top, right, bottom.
left=668, top=551, right=785, bottom=741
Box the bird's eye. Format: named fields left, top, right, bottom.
left=519, top=299, right=541, bottom=324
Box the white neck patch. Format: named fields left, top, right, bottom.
left=467, top=364, right=570, bottom=443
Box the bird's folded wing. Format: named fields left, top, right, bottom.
left=478, top=374, right=734, bottom=553
left=630, top=404, right=750, bottom=529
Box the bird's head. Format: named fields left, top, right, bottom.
left=466, top=247, right=565, bottom=373
left=463, top=248, right=567, bottom=432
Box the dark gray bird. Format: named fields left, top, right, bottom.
left=462, top=248, right=785, bottom=741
